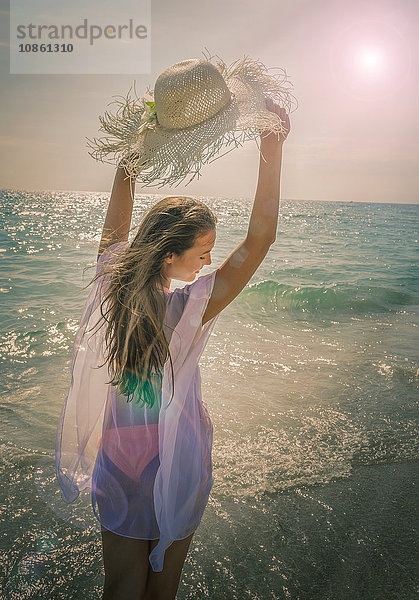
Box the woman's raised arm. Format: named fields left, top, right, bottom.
left=97, top=166, right=136, bottom=262
left=202, top=99, right=290, bottom=325
left=247, top=99, right=290, bottom=245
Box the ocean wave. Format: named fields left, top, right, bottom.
left=237, top=279, right=417, bottom=315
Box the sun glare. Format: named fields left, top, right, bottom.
left=358, top=48, right=384, bottom=72
left=330, top=20, right=411, bottom=101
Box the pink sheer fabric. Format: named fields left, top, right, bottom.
left=55, top=241, right=221, bottom=571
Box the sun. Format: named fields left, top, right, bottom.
left=330, top=20, right=411, bottom=101
left=357, top=47, right=385, bottom=72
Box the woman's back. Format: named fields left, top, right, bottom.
left=56, top=240, right=221, bottom=571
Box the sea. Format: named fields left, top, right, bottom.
left=0, top=189, right=417, bottom=600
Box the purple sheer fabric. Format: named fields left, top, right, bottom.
left=55, top=241, right=221, bottom=571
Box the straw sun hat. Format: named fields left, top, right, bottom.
left=87, top=49, right=298, bottom=188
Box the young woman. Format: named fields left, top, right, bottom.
left=57, top=97, right=289, bottom=600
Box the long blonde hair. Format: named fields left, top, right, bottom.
left=86, top=196, right=217, bottom=409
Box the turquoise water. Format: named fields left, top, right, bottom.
left=0, top=190, right=417, bottom=599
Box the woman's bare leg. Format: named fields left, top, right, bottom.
left=101, top=527, right=150, bottom=600
left=144, top=532, right=195, bottom=600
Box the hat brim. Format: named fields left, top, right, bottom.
left=86, top=54, right=298, bottom=188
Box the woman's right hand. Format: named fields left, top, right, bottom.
left=260, top=97, right=290, bottom=151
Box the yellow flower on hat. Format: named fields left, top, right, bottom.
left=139, top=99, right=157, bottom=132
left=141, top=100, right=157, bottom=123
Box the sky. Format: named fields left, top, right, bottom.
left=0, top=0, right=418, bottom=204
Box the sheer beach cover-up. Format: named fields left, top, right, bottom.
left=55, top=241, right=221, bottom=571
